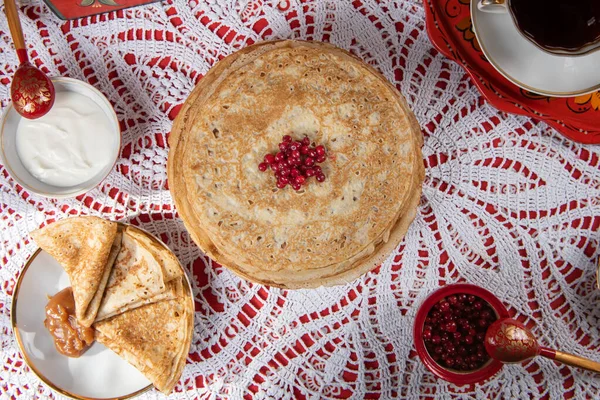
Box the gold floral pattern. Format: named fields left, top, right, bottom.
left=574, top=92, right=600, bottom=111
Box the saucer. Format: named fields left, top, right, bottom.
left=471, top=2, right=600, bottom=97
left=423, top=0, right=600, bottom=144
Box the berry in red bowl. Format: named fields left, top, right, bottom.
left=413, top=283, right=510, bottom=385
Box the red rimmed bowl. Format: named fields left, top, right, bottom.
left=413, top=283, right=510, bottom=385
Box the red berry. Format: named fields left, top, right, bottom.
left=423, top=328, right=432, bottom=341
left=304, top=157, right=315, bottom=166
left=258, top=162, right=268, bottom=172
left=447, top=295, right=458, bottom=305
left=305, top=168, right=315, bottom=177
left=289, top=143, right=299, bottom=151
left=283, top=135, right=292, bottom=142
left=300, top=145, right=310, bottom=155
left=464, top=335, right=474, bottom=345
left=309, top=149, right=318, bottom=158
left=316, top=154, right=327, bottom=163
left=295, top=175, right=306, bottom=185
left=271, top=163, right=280, bottom=172
left=316, top=174, right=326, bottom=182
left=473, top=301, right=483, bottom=310
left=275, top=152, right=285, bottom=162
left=302, top=136, right=310, bottom=146
left=431, top=335, right=441, bottom=344
left=439, top=301, right=450, bottom=312
left=277, top=180, right=287, bottom=189
left=279, top=176, right=289, bottom=185
left=264, top=154, right=276, bottom=164
left=445, top=321, right=457, bottom=333
left=293, top=157, right=302, bottom=166
left=313, top=165, right=322, bottom=174
left=453, top=331, right=462, bottom=340
left=292, top=182, right=302, bottom=191
left=279, top=166, right=291, bottom=177
left=279, top=142, right=289, bottom=152
left=468, top=295, right=476, bottom=303
left=291, top=150, right=301, bottom=159
left=315, top=145, right=326, bottom=156
left=434, top=346, right=443, bottom=355
left=290, top=169, right=301, bottom=178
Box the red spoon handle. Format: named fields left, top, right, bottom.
left=540, top=347, right=600, bottom=373
left=4, top=0, right=28, bottom=64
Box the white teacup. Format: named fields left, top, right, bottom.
left=478, top=0, right=600, bottom=56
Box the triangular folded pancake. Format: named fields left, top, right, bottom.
left=30, top=216, right=120, bottom=327
left=94, top=279, right=192, bottom=395
left=125, top=228, right=183, bottom=282
left=95, top=227, right=183, bottom=322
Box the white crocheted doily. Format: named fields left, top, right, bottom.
left=1, top=0, right=599, bottom=398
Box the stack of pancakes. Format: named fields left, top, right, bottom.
left=168, top=40, right=424, bottom=289
left=31, top=217, right=193, bottom=394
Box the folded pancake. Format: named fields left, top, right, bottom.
left=94, top=279, right=192, bottom=395
left=30, top=216, right=120, bottom=327
left=95, top=226, right=181, bottom=322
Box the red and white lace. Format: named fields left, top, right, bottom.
left=1, top=0, right=599, bottom=398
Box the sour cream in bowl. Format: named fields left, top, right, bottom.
left=1, top=77, right=120, bottom=198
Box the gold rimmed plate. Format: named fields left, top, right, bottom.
left=11, top=223, right=193, bottom=399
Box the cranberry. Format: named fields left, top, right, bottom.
left=468, top=295, right=476, bottom=303
left=291, top=182, right=302, bottom=191
left=291, top=150, right=301, bottom=159
left=295, top=175, right=306, bottom=185
left=447, top=295, right=458, bottom=305
left=304, top=157, right=315, bottom=166
left=302, top=136, right=311, bottom=146
left=300, top=145, right=310, bottom=155
left=289, top=143, right=299, bottom=151
left=316, top=145, right=326, bottom=156
left=464, top=335, right=474, bottom=345
left=264, top=154, right=276, bottom=164
left=283, top=135, right=292, bottom=142
left=313, top=165, right=322, bottom=174
left=439, top=302, right=450, bottom=312
left=316, top=154, right=327, bottom=163
left=423, top=328, right=432, bottom=341
left=473, top=301, right=483, bottom=310
left=309, top=149, right=318, bottom=158
left=305, top=168, right=316, bottom=177
left=279, top=142, right=289, bottom=152
left=277, top=180, right=287, bottom=189
left=290, top=168, right=300, bottom=178
left=445, top=321, right=457, bottom=333
left=275, top=152, right=285, bottom=162
left=316, top=174, right=326, bottom=182
left=271, top=163, right=280, bottom=172
left=431, top=335, right=441, bottom=344
left=279, top=166, right=291, bottom=177
left=258, top=162, right=268, bottom=172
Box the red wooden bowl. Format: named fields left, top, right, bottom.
left=413, top=283, right=510, bottom=385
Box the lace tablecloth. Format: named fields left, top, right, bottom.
left=1, top=0, right=600, bottom=398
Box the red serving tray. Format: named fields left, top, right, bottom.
left=423, top=0, right=600, bottom=144
left=43, top=0, right=159, bottom=20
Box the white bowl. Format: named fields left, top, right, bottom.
left=0, top=77, right=120, bottom=198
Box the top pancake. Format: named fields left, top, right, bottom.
left=168, top=40, right=423, bottom=288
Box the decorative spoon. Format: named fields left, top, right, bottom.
left=485, top=318, right=600, bottom=373
left=4, top=0, right=54, bottom=119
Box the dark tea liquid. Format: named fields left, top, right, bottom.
left=510, top=0, right=600, bottom=51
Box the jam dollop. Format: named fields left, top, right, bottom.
left=423, top=294, right=497, bottom=371
left=44, top=287, right=95, bottom=358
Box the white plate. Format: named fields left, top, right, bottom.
left=471, top=2, right=600, bottom=97
left=11, top=225, right=193, bottom=399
